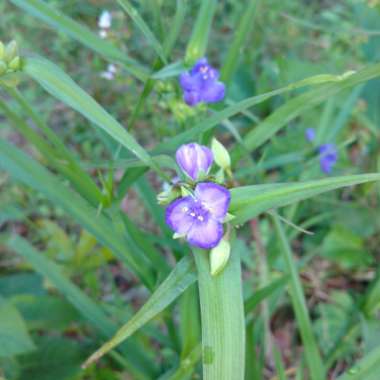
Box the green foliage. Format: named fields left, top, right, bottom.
left=1, top=1, right=380, bottom=379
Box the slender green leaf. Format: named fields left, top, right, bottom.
left=244, top=276, right=288, bottom=313
left=9, top=0, right=148, bottom=80
left=230, top=174, right=380, bottom=225
left=186, top=0, right=217, bottom=61
left=5, top=235, right=153, bottom=379
left=336, top=346, right=380, bottom=380
left=272, top=215, right=325, bottom=380
left=168, top=345, right=202, bottom=380
left=0, top=92, right=103, bottom=207
left=83, top=255, right=197, bottom=368
left=221, top=0, right=260, bottom=83
left=0, top=296, right=35, bottom=357
left=193, top=239, right=245, bottom=380
left=23, top=56, right=168, bottom=180
left=0, top=140, right=155, bottom=289
left=233, top=64, right=380, bottom=160
left=117, top=0, right=167, bottom=63
left=154, top=68, right=380, bottom=154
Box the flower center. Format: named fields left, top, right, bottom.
left=182, top=201, right=210, bottom=223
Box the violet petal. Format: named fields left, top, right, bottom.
left=187, top=218, right=223, bottom=249
left=195, top=182, right=230, bottom=220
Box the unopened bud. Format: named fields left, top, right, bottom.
left=210, top=238, right=231, bottom=276
left=211, top=138, right=231, bottom=170
left=157, top=187, right=181, bottom=205
left=4, top=40, right=18, bottom=63
left=0, top=42, right=4, bottom=60
left=8, top=56, right=20, bottom=71
left=0, top=61, right=6, bottom=76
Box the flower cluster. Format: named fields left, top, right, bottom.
left=179, top=58, right=225, bottom=106
left=165, top=143, right=231, bottom=249
left=305, top=128, right=338, bottom=174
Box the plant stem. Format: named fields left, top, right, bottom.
left=193, top=241, right=245, bottom=380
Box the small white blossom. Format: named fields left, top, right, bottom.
left=99, top=30, right=108, bottom=39
left=100, top=64, right=118, bottom=80
left=98, top=10, right=112, bottom=29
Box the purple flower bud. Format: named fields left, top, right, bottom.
left=305, top=128, right=316, bottom=142
left=165, top=182, right=230, bottom=249
left=179, top=57, right=226, bottom=107
left=176, top=143, right=213, bottom=180
left=318, top=143, right=338, bottom=174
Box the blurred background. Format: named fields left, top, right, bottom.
left=1, top=1, right=380, bottom=379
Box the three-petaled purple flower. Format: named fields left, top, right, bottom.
left=319, top=143, right=338, bottom=174
left=179, top=57, right=226, bottom=106
left=176, top=143, right=213, bottom=180
left=165, top=182, right=230, bottom=249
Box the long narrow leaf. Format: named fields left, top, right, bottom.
left=230, top=174, right=380, bottom=225
left=117, top=0, right=167, bottom=63
left=193, top=240, right=245, bottom=380
left=154, top=66, right=380, bottom=154
left=82, top=255, right=197, bottom=368
left=186, top=0, right=217, bottom=60
left=23, top=56, right=168, bottom=180
left=9, top=0, right=148, bottom=80
left=5, top=235, right=153, bottom=379
left=336, top=346, right=380, bottom=380
left=272, top=215, right=325, bottom=380
left=0, top=139, right=155, bottom=289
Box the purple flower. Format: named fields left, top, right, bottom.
left=319, top=143, right=338, bottom=174
left=305, top=128, right=316, bottom=142
left=176, top=143, right=213, bottom=180
left=165, top=182, right=230, bottom=249
left=179, top=57, right=225, bottom=106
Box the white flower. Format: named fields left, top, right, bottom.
left=99, top=30, right=108, bottom=39
left=98, top=10, right=112, bottom=29
left=100, top=64, right=118, bottom=80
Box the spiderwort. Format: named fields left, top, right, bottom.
left=179, top=57, right=225, bottom=106
left=319, top=143, right=338, bottom=174
left=176, top=143, right=213, bottom=181
left=305, top=128, right=316, bottom=142
left=165, top=182, right=230, bottom=249
left=100, top=64, right=117, bottom=80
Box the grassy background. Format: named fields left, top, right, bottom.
left=1, top=0, right=380, bottom=379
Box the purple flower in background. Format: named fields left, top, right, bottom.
left=319, top=143, right=338, bottom=174
left=179, top=57, right=225, bottom=106
left=176, top=143, right=213, bottom=180
left=165, top=182, right=230, bottom=249
left=305, top=128, right=316, bottom=142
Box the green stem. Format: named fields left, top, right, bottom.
left=193, top=241, right=245, bottom=380
left=272, top=215, right=325, bottom=380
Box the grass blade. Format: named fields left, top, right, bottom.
left=154, top=66, right=380, bottom=154
left=23, top=56, right=168, bottom=180
left=117, top=0, right=167, bottom=63
left=186, top=0, right=217, bottom=60
left=193, top=240, right=245, bottom=380
left=220, top=0, right=260, bottom=83
left=9, top=0, right=148, bottom=80
left=83, top=255, right=197, bottom=368
left=0, top=139, right=155, bottom=289
left=272, top=215, right=325, bottom=380
left=230, top=174, right=380, bottom=225
left=336, top=346, right=380, bottom=380
left=5, top=235, right=154, bottom=379
left=1, top=89, right=103, bottom=207
left=233, top=65, right=380, bottom=160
